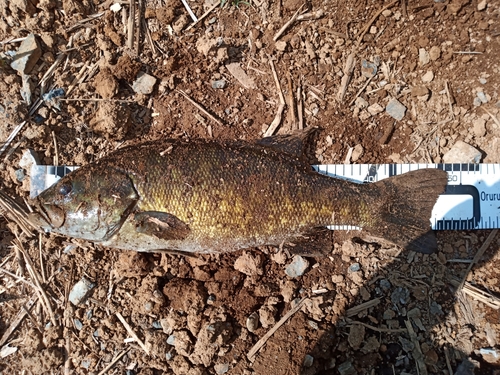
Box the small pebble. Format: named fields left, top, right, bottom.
left=132, top=72, right=157, bottom=94
left=477, top=91, right=488, bottom=103
left=303, top=355, right=314, bottom=368
left=211, top=79, right=227, bottom=89
left=10, top=33, right=42, bottom=74
left=338, top=360, right=357, bottom=375
left=81, top=359, right=92, bottom=369
left=386, top=98, right=407, bottom=120
left=477, top=0, right=487, bottom=11
left=152, top=321, right=163, bottom=329
left=349, top=263, right=361, bottom=272
left=15, top=169, right=25, bottom=182
left=246, top=311, right=259, bottom=333
left=479, top=78, right=487, bottom=84
left=74, top=319, right=83, bottom=331
left=421, top=71, right=434, bottom=83
left=214, top=363, right=229, bottom=374
left=285, top=255, right=309, bottom=278
left=167, top=334, right=176, bottom=345
left=165, top=351, right=174, bottom=360
left=355, top=97, right=368, bottom=109
left=419, top=48, right=430, bottom=65
left=367, top=103, right=384, bottom=116
left=69, top=278, right=95, bottom=306
left=361, top=59, right=377, bottom=78
left=473, top=118, right=486, bottom=137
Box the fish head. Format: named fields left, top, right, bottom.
left=31, top=166, right=138, bottom=241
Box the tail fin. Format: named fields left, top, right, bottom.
left=365, top=169, right=448, bottom=254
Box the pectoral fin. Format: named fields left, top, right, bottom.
left=134, top=211, right=190, bottom=240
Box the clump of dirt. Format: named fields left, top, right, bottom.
left=89, top=101, right=132, bottom=139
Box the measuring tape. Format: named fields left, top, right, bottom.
left=31, top=163, right=500, bottom=230
left=314, top=163, right=500, bottom=230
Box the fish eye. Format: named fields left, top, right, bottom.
left=58, top=183, right=73, bottom=196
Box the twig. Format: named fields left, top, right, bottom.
left=115, top=312, right=150, bottom=355
left=176, top=89, right=223, bottom=126
left=59, top=98, right=135, bottom=102
left=0, top=298, right=38, bottom=346
left=0, top=267, right=39, bottom=290
left=180, top=0, right=198, bottom=22
left=0, top=121, right=27, bottom=157
left=286, top=71, right=297, bottom=129
left=17, top=242, right=58, bottom=326
left=404, top=319, right=428, bottom=375
left=0, top=190, right=35, bottom=236
left=39, top=233, right=46, bottom=283
left=64, top=332, right=72, bottom=375
left=444, top=346, right=454, bottom=375
left=127, top=0, right=135, bottom=49
left=348, top=74, right=375, bottom=106
left=186, top=1, right=219, bottom=31
left=141, top=18, right=156, bottom=55
left=273, top=4, right=305, bottom=42
left=97, top=348, right=131, bottom=375
left=263, top=59, right=286, bottom=137
left=458, top=229, right=498, bottom=290
left=136, top=0, right=144, bottom=55
left=247, top=297, right=308, bottom=361
left=347, top=321, right=406, bottom=333
left=336, top=53, right=356, bottom=102
left=449, top=277, right=500, bottom=309
left=297, top=83, right=304, bottom=130
left=52, top=130, right=59, bottom=167
left=453, top=51, right=483, bottom=54
left=481, top=107, right=500, bottom=127
left=444, top=80, right=454, bottom=120
left=355, top=0, right=400, bottom=48
left=346, top=298, right=380, bottom=317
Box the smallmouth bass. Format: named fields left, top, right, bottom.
left=30, top=133, right=447, bottom=254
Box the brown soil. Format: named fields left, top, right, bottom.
left=1, top=0, right=500, bottom=374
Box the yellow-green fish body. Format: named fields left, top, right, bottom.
left=32, top=135, right=447, bottom=254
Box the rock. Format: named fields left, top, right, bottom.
left=234, top=252, right=263, bottom=276
left=259, top=304, right=277, bottom=328
left=225, top=62, right=255, bottom=89
left=429, top=46, right=441, bottom=61
left=421, top=70, right=434, bottom=83
left=411, top=86, right=430, bottom=97
left=383, top=309, right=396, bottom=320
left=338, top=360, right=357, bottom=375
left=348, top=323, right=365, bottom=349
left=430, top=300, right=443, bottom=315
left=94, top=67, right=119, bottom=99
left=391, top=287, right=410, bottom=305
left=355, top=97, right=368, bottom=109
left=477, top=91, right=488, bottom=103
left=10, top=34, right=42, bottom=74
left=419, top=48, right=430, bottom=65
left=443, top=140, right=482, bottom=163
left=351, top=144, right=363, bottom=162
left=214, top=363, right=229, bottom=374
left=246, top=312, right=259, bottom=333
left=303, top=355, right=314, bottom=368
left=211, top=79, right=227, bottom=89
left=386, top=98, right=407, bottom=120
left=361, top=59, right=378, bottom=78
left=275, top=40, right=287, bottom=51
left=132, top=71, right=157, bottom=94
left=69, top=277, right=95, bottom=306
left=349, top=263, right=361, bottom=272
left=477, top=0, right=487, bottom=11
left=284, top=255, right=309, bottom=278
left=473, top=118, right=486, bottom=137
left=367, top=103, right=384, bottom=116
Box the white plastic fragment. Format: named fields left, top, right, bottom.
left=132, top=72, right=157, bottom=94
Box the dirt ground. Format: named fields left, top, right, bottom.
left=1, top=0, right=500, bottom=374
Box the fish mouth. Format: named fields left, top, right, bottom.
left=29, top=201, right=66, bottom=230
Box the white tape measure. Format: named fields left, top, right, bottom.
left=31, top=164, right=500, bottom=230
left=314, top=163, right=500, bottom=230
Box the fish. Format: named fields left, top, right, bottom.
left=29, top=132, right=448, bottom=254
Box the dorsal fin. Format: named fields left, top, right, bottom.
left=255, top=127, right=318, bottom=159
